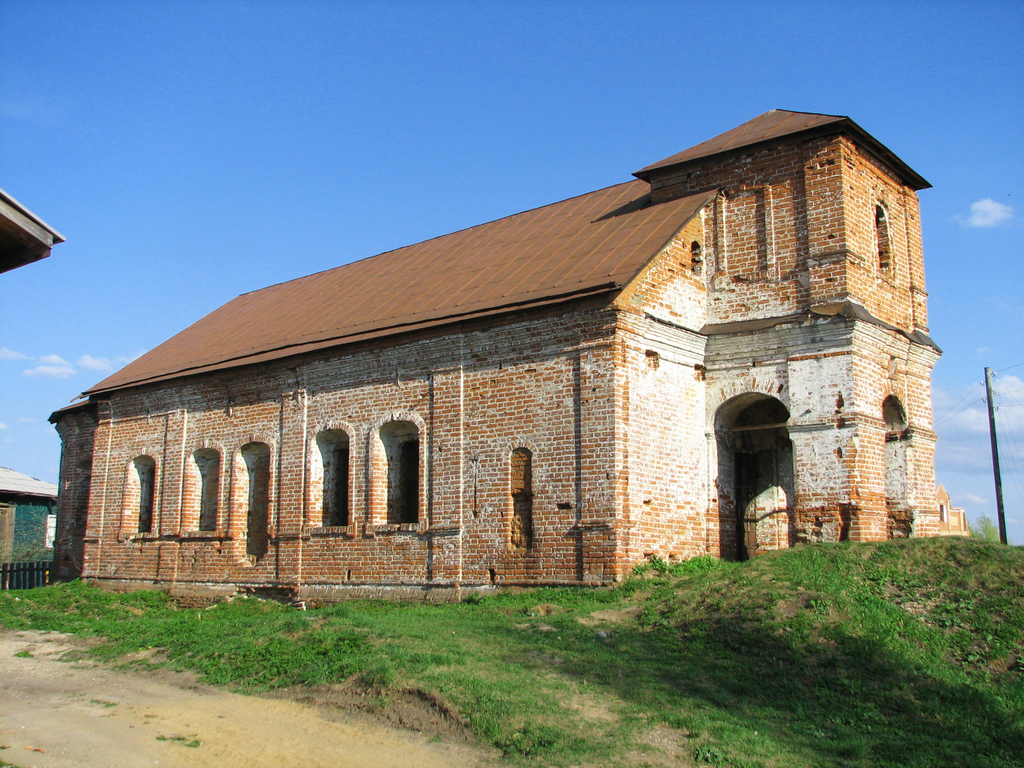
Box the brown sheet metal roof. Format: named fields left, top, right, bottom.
left=86, top=183, right=716, bottom=395
left=634, top=110, right=930, bottom=190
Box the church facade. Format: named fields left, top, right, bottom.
left=51, top=111, right=941, bottom=599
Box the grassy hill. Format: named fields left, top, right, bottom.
left=2, top=536, right=1022, bottom=767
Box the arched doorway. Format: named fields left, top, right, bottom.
left=716, top=395, right=794, bottom=560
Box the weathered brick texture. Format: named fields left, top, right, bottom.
left=52, top=114, right=942, bottom=595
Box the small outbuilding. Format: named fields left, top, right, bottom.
left=934, top=484, right=969, bottom=537
left=0, top=467, right=58, bottom=563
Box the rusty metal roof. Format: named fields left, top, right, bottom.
left=634, top=110, right=930, bottom=190
left=86, top=183, right=716, bottom=395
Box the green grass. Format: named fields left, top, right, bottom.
left=1, top=537, right=1022, bottom=767
left=156, top=734, right=201, bottom=748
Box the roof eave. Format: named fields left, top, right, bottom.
left=48, top=399, right=97, bottom=424
left=0, top=189, right=65, bottom=244
left=0, top=188, right=66, bottom=273
left=0, top=489, right=58, bottom=502
left=79, top=282, right=625, bottom=398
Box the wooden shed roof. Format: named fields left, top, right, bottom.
left=0, top=188, right=65, bottom=274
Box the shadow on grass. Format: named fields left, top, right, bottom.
left=536, top=611, right=1024, bottom=768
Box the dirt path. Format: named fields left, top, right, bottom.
left=0, top=630, right=497, bottom=768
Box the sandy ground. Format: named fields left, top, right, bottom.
left=0, top=629, right=497, bottom=768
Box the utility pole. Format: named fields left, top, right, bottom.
left=984, top=367, right=1008, bottom=544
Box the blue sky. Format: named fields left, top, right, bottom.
left=1, top=1, right=1022, bottom=542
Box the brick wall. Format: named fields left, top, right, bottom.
left=53, top=124, right=942, bottom=595
left=52, top=406, right=97, bottom=579
left=59, top=302, right=626, bottom=592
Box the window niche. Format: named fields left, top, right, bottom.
left=133, top=456, right=156, bottom=534
left=193, top=448, right=221, bottom=532
left=510, top=447, right=534, bottom=550
left=883, top=395, right=911, bottom=536
left=875, top=205, right=892, bottom=272
left=316, top=430, right=350, bottom=527
left=241, top=442, right=271, bottom=558
left=380, top=421, right=419, bottom=525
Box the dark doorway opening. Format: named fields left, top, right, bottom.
left=716, top=395, right=794, bottom=560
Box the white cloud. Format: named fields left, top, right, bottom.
left=77, top=354, right=115, bottom=372
left=963, top=198, right=1014, bottom=228
left=0, top=347, right=27, bottom=360
left=16, top=417, right=33, bottom=424
left=0, top=422, right=7, bottom=430
left=77, top=353, right=136, bottom=372
left=24, top=354, right=76, bottom=379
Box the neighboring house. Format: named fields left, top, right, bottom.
left=0, top=467, right=58, bottom=563
left=935, top=484, right=969, bottom=537
left=1, top=190, right=63, bottom=564
left=51, top=110, right=943, bottom=599
left=0, top=188, right=64, bottom=274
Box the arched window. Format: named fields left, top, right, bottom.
left=193, top=448, right=220, bottom=531
left=133, top=456, right=156, bottom=533
left=883, top=395, right=907, bottom=433
left=875, top=205, right=891, bottom=272
left=690, top=240, right=703, bottom=273
left=510, top=447, right=533, bottom=549
left=380, top=421, right=419, bottom=524
left=241, top=442, right=271, bottom=558
left=316, top=430, right=350, bottom=527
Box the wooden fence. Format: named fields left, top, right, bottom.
left=0, top=560, right=51, bottom=591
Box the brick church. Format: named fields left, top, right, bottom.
left=51, top=110, right=941, bottom=598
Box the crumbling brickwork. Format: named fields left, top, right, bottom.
left=52, top=111, right=941, bottom=596
left=51, top=407, right=97, bottom=579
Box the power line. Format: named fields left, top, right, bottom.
left=1000, top=433, right=1024, bottom=506
left=934, top=395, right=986, bottom=428
left=934, top=382, right=983, bottom=423
left=994, top=389, right=1024, bottom=506
left=995, top=361, right=1024, bottom=373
